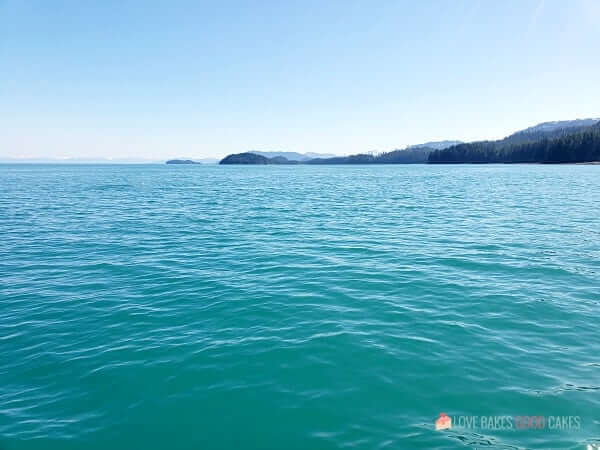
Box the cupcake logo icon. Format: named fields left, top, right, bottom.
left=435, top=412, right=452, bottom=431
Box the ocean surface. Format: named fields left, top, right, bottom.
left=1, top=163, right=599, bottom=450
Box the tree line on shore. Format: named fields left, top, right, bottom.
left=219, top=119, right=600, bottom=164
left=428, top=121, right=600, bottom=163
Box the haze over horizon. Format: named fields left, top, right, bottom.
left=2, top=0, right=599, bottom=161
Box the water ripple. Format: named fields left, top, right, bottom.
left=1, top=164, right=599, bottom=449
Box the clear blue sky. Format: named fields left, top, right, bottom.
left=1, top=0, right=599, bottom=160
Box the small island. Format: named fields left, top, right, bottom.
left=166, top=159, right=201, bottom=164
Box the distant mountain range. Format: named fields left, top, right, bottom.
left=250, top=151, right=337, bottom=161
left=222, top=147, right=437, bottom=165
left=7, top=119, right=600, bottom=165
left=407, top=140, right=462, bottom=150
left=0, top=157, right=163, bottom=164
left=513, top=118, right=600, bottom=135
left=220, top=118, right=600, bottom=165
left=222, top=143, right=460, bottom=165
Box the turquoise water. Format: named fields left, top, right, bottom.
left=1, top=164, right=599, bottom=449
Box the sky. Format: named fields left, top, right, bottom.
left=1, top=0, right=599, bottom=161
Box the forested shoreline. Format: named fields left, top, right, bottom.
left=219, top=120, right=600, bottom=165
left=428, top=122, right=600, bottom=164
